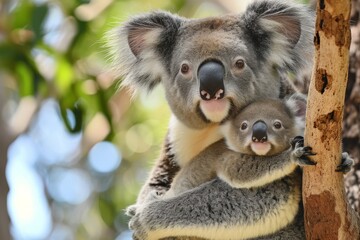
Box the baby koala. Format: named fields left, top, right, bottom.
left=128, top=93, right=353, bottom=240
left=166, top=93, right=314, bottom=197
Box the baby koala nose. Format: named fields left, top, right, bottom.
left=198, top=60, right=225, bottom=100
left=252, top=120, right=268, bottom=143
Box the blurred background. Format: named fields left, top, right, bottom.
left=5, top=0, right=357, bottom=239
left=0, top=0, right=256, bottom=239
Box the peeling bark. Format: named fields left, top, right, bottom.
left=303, top=0, right=360, bottom=239
left=344, top=0, right=360, bottom=214
left=304, top=191, right=341, bottom=239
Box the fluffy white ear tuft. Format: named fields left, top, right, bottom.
left=127, top=27, right=162, bottom=57
left=107, top=11, right=183, bottom=95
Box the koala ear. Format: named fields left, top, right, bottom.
left=242, top=0, right=314, bottom=73
left=284, top=92, right=307, bottom=135
left=108, top=11, right=183, bottom=94
left=285, top=92, right=307, bottom=133
left=285, top=92, right=307, bottom=117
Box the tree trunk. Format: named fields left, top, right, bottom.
left=303, top=0, right=360, bottom=239
left=344, top=0, right=360, bottom=213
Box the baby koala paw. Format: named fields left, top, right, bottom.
left=290, top=136, right=317, bottom=166
left=336, top=152, right=354, bottom=173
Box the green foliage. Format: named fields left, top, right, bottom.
left=0, top=0, right=190, bottom=239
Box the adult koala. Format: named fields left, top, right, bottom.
left=110, top=0, right=314, bottom=239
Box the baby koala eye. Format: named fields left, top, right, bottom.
left=240, top=121, right=248, bottom=130
left=180, top=63, right=190, bottom=74
left=273, top=120, right=282, bottom=129
left=235, top=59, right=245, bottom=70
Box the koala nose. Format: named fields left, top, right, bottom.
left=198, top=61, right=225, bottom=100
left=252, top=120, right=268, bottom=143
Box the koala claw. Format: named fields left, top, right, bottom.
left=336, top=152, right=354, bottom=173
left=301, top=146, right=313, bottom=153
left=291, top=136, right=316, bottom=166
left=298, top=155, right=317, bottom=166
left=290, top=136, right=304, bottom=149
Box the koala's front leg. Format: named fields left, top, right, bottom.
left=135, top=134, right=181, bottom=204
left=129, top=177, right=298, bottom=240
left=291, top=136, right=354, bottom=174
left=217, top=149, right=310, bottom=189
left=290, top=136, right=317, bottom=166
left=217, top=151, right=289, bottom=189
left=336, top=152, right=354, bottom=173
left=218, top=136, right=317, bottom=189
left=127, top=134, right=180, bottom=226
left=167, top=140, right=226, bottom=197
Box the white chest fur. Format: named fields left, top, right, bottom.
left=168, top=115, right=223, bottom=167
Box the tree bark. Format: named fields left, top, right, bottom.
left=303, top=0, right=360, bottom=239
left=343, top=0, right=360, bottom=214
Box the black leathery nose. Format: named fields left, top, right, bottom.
left=198, top=61, right=225, bottom=100
left=252, top=120, right=268, bottom=143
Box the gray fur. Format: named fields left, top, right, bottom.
left=222, top=93, right=307, bottom=157
left=129, top=176, right=302, bottom=240
left=111, top=0, right=316, bottom=239
left=168, top=141, right=300, bottom=196
left=109, top=0, right=314, bottom=129
left=127, top=93, right=353, bottom=239
left=169, top=94, right=307, bottom=195
left=129, top=96, right=309, bottom=240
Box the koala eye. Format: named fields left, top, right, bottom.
left=235, top=59, right=245, bottom=69
left=180, top=63, right=190, bottom=74
left=240, top=121, right=248, bottom=130
left=273, top=120, right=282, bottom=129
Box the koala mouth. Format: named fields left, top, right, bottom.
left=199, top=98, right=230, bottom=123
left=250, top=142, right=271, bottom=156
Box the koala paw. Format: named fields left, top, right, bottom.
left=290, top=136, right=304, bottom=149
left=126, top=191, right=161, bottom=218
left=291, top=136, right=317, bottom=166
left=125, top=204, right=138, bottom=217
left=336, top=152, right=354, bottom=173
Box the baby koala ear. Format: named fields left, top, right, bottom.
left=285, top=92, right=307, bottom=135
left=108, top=11, right=183, bottom=94
left=286, top=92, right=307, bottom=117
